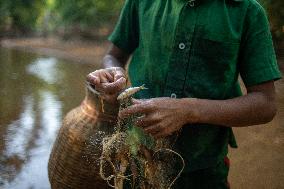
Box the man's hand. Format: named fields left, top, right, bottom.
left=86, top=67, right=127, bottom=102
left=118, top=80, right=277, bottom=138
left=86, top=44, right=130, bottom=103
left=119, top=98, right=198, bottom=138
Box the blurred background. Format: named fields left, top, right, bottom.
left=0, top=0, right=282, bottom=40
left=0, top=0, right=283, bottom=189
left=0, top=0, right=124, bottom=39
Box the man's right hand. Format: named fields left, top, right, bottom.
left=86, top=67, right=127, bottom=103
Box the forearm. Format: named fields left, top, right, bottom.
left=103, top=44, right=130, bottom=68
left=186, top=91, right=276, bottom=127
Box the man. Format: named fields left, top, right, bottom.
left=87, top=0, right=281, bottom=188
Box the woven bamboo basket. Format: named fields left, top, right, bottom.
left=48, top=84, right=118, bottom=189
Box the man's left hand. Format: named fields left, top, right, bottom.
left=119, top=97, right=198, bottom=138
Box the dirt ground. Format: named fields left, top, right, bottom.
left=1, top=38, right=283, bottom=189
left=229, top=75, right=284, bottom=188
left=0, top=37, right=108, bottom=65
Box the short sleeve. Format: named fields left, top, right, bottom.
left=239, top=4, right=281, bottom=87
left=108, top=0, right=139, bottom=54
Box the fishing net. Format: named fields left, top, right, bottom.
left=98, top=86, right=185, bottom=189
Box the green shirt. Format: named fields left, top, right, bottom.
left=108, top=0, right=281, bottom=172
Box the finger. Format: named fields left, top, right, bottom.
left=101, top=77, right=126, bottom=94
left=95, top=71, right=110, bottom=83
left=144, top=124, right=162, bottom=134
left=114, top=70, right=125, bottom=81
left=153, top=126, right=173, bottom=139
left=132, top=98, right=144, bottom=104
left=86, top=73, right=100, bottom=85
left=153, top=131, right=168, bottom=139
left=119, top=103, right=152, bottom=118
left=105, top=71, right=114, bottom=82
left=110, top=67, right=126, bottom=81
left=88, top=70, right=111, bottom=84
left=94, top=76, right=113, bottom=91
left=135, top=115, right=159, bottom=128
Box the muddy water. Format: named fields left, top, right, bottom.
left=0, top=48, right=99, bottom=189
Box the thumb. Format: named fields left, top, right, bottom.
left=101, top=77, right=126, bottom=94
left=132, top=98, right=144, bottom=104
left=86, top=73, right=100, bottom=85
left=114, top=69, right=126, bottom=81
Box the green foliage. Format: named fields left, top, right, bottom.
left=0, top=0, right=46, bottom=34
left=126, top=125, right=155, bottom=156
left=53, top=0, right=124, bottom=28
left=258, top=0, right=284, bottom=39
left=0, top=1, right=12, bottom=31
left=266, top=0, right=284, bottom=39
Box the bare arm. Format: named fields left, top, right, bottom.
left=103, top=43, right=130, bottom=68
left=190, top=81, right=277, bottom=127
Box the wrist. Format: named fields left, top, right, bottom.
left=103, top=55, right=125, bottom=69
left=180, top=98, right=201, bottom=124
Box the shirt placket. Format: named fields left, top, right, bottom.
left=163, top=0, right=197, bottom=98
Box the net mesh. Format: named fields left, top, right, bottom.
left=98, top=87, right=185, bottom=189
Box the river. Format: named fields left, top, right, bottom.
left=0, top=47, right=98, bottom=189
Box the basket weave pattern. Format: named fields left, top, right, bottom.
left=48, top=87, right=118, bottom=189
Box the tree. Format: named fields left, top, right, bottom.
left=54, top=0, right=124, bottom=28
left=258, top=0, right=284, bottom=39
left=0, top=0, right=46, bottom=35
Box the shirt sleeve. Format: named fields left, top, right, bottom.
left=239, top=4, right=281, bottom=87
left=108, top=0, right=139, bottom=54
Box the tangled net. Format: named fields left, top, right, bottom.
left=99, top=86, right=185, bottom=189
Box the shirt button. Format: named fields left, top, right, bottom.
left=188, top=0, right=195, bottom=7
left=171, top=93, right=177, bottom=98
left=179, top=43, right=185, bottom=50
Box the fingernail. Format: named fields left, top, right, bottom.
left=87, top=75, right=96, bottom=81
left=132, top=98, right=141, bottom=104
left=114, top=75, right=121, bottom=81
left=118, top=77, right=126, bottom=83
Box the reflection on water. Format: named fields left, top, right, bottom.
left=0, top=48, right=99, bottom=189
left=27, top=58, right=61, bottom=85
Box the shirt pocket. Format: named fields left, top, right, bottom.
left=187, top=33, right=241, bottom=99
left=193, top=33, right=240, bottom=65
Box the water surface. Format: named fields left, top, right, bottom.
left=0, top=48, right=99, bottom=189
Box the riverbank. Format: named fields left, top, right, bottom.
left=0, top=37, right=109, bottom=65
left=2, top=37, right=283, bottom=65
